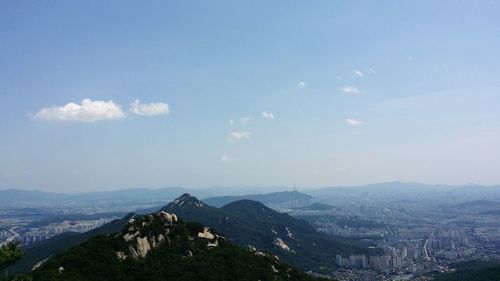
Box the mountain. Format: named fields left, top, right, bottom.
left=294, top=203, right=338, bottom=211
left=203, top=190, right=313, bottom=208
left=30, top=210, right=327, bottom=281
left=0, top=187, right=295, bottom=206
left=0, top=187, right=191, bottom=205
left=162, top=194, right=380, bottom=273
left=309, top=182, right=500, bottom=203
left=3, top=213, right=135, bottom=274
left=0, top=189, right=72, bottom=203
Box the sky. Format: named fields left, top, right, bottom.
left=1, top=1, right=499, bottom=192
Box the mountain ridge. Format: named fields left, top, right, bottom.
left=30, top=210, right=328, bottom=281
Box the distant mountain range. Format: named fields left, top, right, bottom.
left=203, top=190, right=313, bottom=207
left=30, top=210, right=327, bottom=281
left=0, top=187, right=299, bottom=206
left=309, top=182, right=500, bottom=202
left=3, top=182, right=500, bottom=206
left=293, top=202, right=338, bottom=211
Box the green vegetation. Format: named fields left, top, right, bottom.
left=164, top=196, right=381, bottom=274
left=0, top=242, right=24, bottom=269
left=0, top=242, right=32, bottom=281
left=31, top=213, right=328, bottom=281
left=433, top=261, right=500, bottom=281
left=4, top=214, right=133, bottom=274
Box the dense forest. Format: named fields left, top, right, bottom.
left=29, top=212, right=329, bottom=281
left=433, top=261, right=500, bottom=281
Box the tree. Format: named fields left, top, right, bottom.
left=0, top=242, right=24, bottom=269
left=1, top=242, right=31, bottom=281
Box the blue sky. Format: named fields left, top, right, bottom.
left=1, top=1, right=499, bottom=192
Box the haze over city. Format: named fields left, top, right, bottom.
left=2, top=2, right=500, bottom=281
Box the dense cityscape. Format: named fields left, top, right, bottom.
left=2, top=184, right=499, bottom=280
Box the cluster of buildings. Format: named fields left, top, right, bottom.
left=315, top=222, right=384, bottom=238
left=18, top=219, right=110, bottom=245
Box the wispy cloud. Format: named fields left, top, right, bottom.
left=366, top=68, right=376, bottom=74
left=227, top=131, right=250, bottom=142
left=262, top=111, right=274, bottom=120
left=346, top=118, right=364, bottom=126
left=129, top=99, right=169, bottom=116
left=228, top=119, right=235, bottom=126
left=352, top=70, right=364, bottom=78
left=33, top=99, right=125, bottom=122
left=240, top=116, right=251, bottom=124
left=340, top=86, right=361, bottom=95
left=219, top=154, right=231, bottom=162
left=297, top=81, right=307, bottom=89
left=352, top=68, right=375, bottom=78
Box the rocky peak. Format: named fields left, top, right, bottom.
left=166, top=193, right=207, bottom=208
left=116, top=210, right=222, bottom=261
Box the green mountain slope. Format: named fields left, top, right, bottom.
left=31, top=211, right=327, bottom=281
left=433, top=261, right=500, bottom=281
left=162, top=194, right=381, bottom=273
left=4, top=213, right=134, bottom=274
left=203, top=191, right=313, bottom=207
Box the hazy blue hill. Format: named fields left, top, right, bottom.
left=0, top=189, right=71, bottom=203
left=457, top=200, right=500, bottom=207
left=203, top=190, right=313, bottom=207
left=31, top=211, right=327, bottom=281
left=308, top=182, right=500, bottom=203
left=163, top=194, right=380, bottom=273
left=0, top=187, right=192, bottom=205
left=294, top=203, right=338, bottom=211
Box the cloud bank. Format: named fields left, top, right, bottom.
left=340, top=86, right=361, bottom=95
left=33, top=99, right=125, bottom=122
left=130, top=99, right=169, bottom=116
left=228, top=131, right=250, bottom=142
left=346, top=118, right=364, bottom=126
left=262, top=111, right=274, bottom=119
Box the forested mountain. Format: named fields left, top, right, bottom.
left=163, top=194, right=381, bottom=273
left=203, top=190, right=313, bottom=208
left=31, top=211, right=328, bottom=281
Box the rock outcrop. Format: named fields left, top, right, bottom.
left=115, top=211, right=222, bottom=260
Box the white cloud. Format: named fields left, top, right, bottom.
left=130, top=99, right=169, bottom=116
left=227, top=131, right=250, bottom=142
left=297, top=81, right=307, bottom=88
left=219, top=154, right=231, bottom=162
left=262, top=111, right=274, bottom=119
left=340, top=86, right=361, bottom=95
left=346, top=118, right=364, bottom=126
left=240, top=116, right=251, bottom=124
left=353, top=68, right=375, bottom=78
left=228, top=119, right=234, bottom=126
left=33, top=99, right=125, bottom=122
left=352, top=70, right=364, bottom=78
